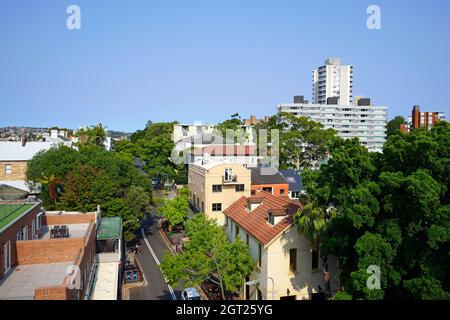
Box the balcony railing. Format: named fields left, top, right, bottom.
left=222, top=175, right=238, bottom=184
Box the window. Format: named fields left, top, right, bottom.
left=22, top=225, right=28, bottom=241
left=16, top=231, right=22, bottom=241
left=32, top=219, right=36, bottom=239
left=225, top=216, right=229, bottom=226
left=262, top=187, right=272, bottom=194
left=212, top=203, right=222, bottom=212
left=224, top=168, right=233, bottom=181
left=289, top=249, right=297, bottom=272
left=246, top=233, right=249, bottom=246
left=235, top=225, right=240, bottom=238
left=36, top=213, right=43, bottom=230
left=235, top=184, right=245, bottom=192
left=212, top=185, right=222, bottom=192
left=251, top=190, right=256, bottom=195
left=258, top=244, right=262, bottom=267
left=268, top=213, right=274, bottom=225
left=280, top=189, right=285, bottom=195
left=312, top=247, right=319, bottom=270
left=4, top=164, right=12, bottom=175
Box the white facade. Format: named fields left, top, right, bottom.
left=277, top=101, right=388, bottom=153
left=173, top=123, right=215, bottom=143
left=188, top=153, right=260, bottom=168
left=313, top=58, right=353, bottom=105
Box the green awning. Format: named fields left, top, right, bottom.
left=96, top=217, right=122, bottom=240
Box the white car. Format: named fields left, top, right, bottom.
left=181, top=287, right=201, bottom=300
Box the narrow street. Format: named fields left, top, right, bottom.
left=129, top=190, right=182, bottom=300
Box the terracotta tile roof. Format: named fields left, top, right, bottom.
left=189, top=145, right=257, bottom=156
left=224, top=191, right=302, bottom=246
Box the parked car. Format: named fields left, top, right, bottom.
left=181, top=287, right=201, bottom=300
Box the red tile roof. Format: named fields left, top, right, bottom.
left=224, top=191, right=302, bottom=246
left=189, top=145, right=257, bottom=156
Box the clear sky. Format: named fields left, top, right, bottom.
left=1, top=0, right=449, bottom=132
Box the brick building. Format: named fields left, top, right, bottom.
left=250, top=167, right=289, bottom=197
left=0, top=204, right=97, bottom=300
left=0, top=201, right=43, bottom=279
left=401, top=105, right=446, bottom=132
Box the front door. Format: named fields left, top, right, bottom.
left=3, top=241, right=11, bottom=273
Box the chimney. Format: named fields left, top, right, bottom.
left=21, top=135, right=27, bottom=147
left=50, top=130, right=58, bottom=139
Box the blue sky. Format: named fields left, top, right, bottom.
left=1, top=0, right=449, bottom=131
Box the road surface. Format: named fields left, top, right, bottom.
left=129, top=212, right=182, bottom=300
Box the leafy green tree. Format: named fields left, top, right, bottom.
left=386, top=116, right=406, bottom=137
left=278, top=113, right=336, bottom=170
left=304, top=123, right=450, bottom=300
left=37, top=174, right=62, bottom=207
left=75, top=124, right=107, bottom=147
left=160, top=214, right=255, bottom=298
left=26, top=144, right=150, bottom=241
left=159, top=187, right=190, bottom=227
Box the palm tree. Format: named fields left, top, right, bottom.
left=38, top=174, right=61, bottom=207
left=294, top=198, right=335, bottom=297
left=294, top=201, right=326, bottom=247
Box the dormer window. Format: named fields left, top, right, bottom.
left=247, top=197, right=264, bottom=212
left=268, top=213, right=274, bottom=225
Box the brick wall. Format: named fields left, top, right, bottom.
left=72, top=222, right=96, bottom=299
left=0, top=202, right=41, bottom=279
left=43, top=213, right=95, bottom=226
left=34, top=286, right=68, bottom=300
left=16, top=238, right=84, bottom=264
left=251, top=183, right=290, bottom=197
left=32, top=222, right=96, bottom=300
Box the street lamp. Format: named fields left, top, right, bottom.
left=244, top=277, right=275, bottom=300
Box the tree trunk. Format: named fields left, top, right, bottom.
left=212, top=254, right=226, bottom=300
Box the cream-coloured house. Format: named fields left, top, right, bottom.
left=224, top=191, right=339, bottom=300
left=188, top=161, right=251, bottom=225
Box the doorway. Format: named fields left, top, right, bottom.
left=3, top=241, right=11, bottom=273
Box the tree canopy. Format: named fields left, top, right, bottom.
left=301, top=122, right=450, bottom=300
left=160, top=214, right=255, bottom=297
left=26, top=144, right=151, bottom=241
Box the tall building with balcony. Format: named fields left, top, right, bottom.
left=277, top=96, right=388, bottom=153
left=188, top=160, right=251, bottom=225
left=313, top=58, right=353, bottom=105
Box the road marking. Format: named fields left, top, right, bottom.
left=140, top=228, right=177, bottom=300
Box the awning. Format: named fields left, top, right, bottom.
left=96, top=217, right=122, bottom=240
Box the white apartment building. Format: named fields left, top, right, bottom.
left=313, top=58, right=353, bottom=105
left=277, top=97, right=388, bottom=153
left=173, top=122, right=256, bottom=145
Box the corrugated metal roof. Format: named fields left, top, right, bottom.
left=0, top=142, right=54, bottom=161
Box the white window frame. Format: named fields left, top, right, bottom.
left=36, top=212, right=43, bottom=230
left=32, top=219, right=36, bottom=239
left=224, top=168, right=233, bottom=181
left=4, top=164, right=12, bottom=175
